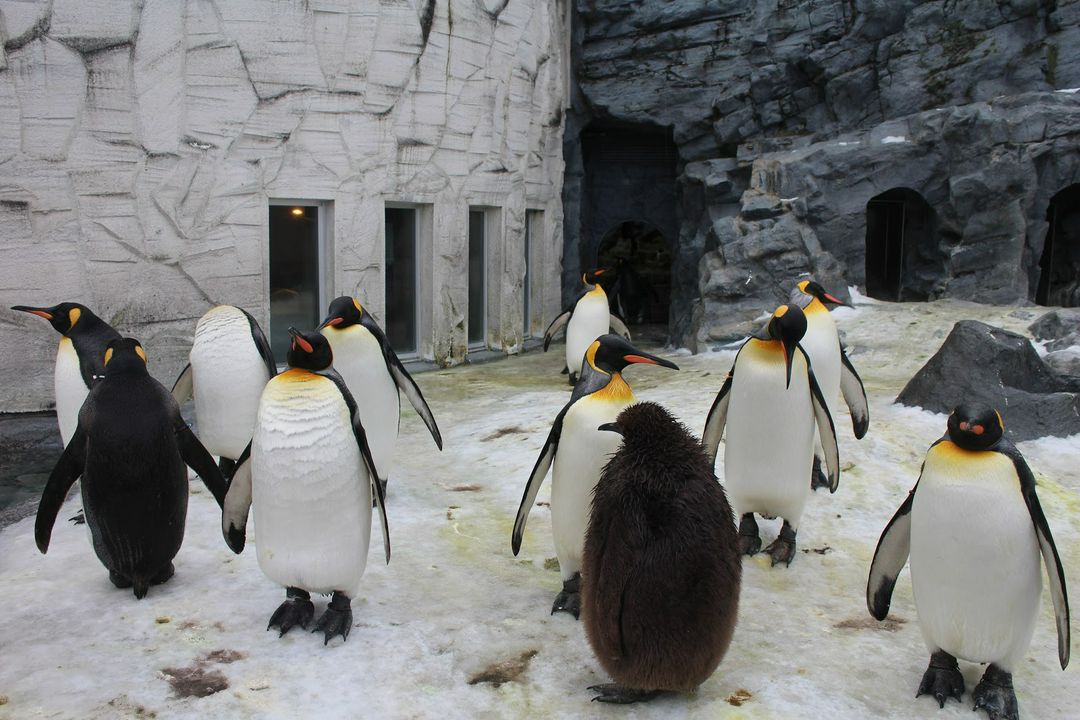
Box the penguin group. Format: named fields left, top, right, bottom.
left=10, top=273, right=1071, bottom=719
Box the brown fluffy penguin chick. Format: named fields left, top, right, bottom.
left=581, top=402, right=742, bottom=704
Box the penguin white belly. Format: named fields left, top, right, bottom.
left=910, top=444, right=1041, bottom=670
left=723, top=345, right=814, bottom=525
left=54, top=338, right=88, bottom=446
left=565, top=291, right=610, bottom=377
left=801, top=309, right=840, bottom=414
left=190, top=307, right=271, bottom=459
left=252, top=373, right=372, bottom=597
left=323, top=327, right=399, bottom=481
left=550, top=394, right=630, bottom=580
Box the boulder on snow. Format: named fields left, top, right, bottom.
left=1029, top=309, right=1080, bottom=352
left=896, top=320, right=1080, bottom=441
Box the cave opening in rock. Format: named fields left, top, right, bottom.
left=1036, top=184, right=1080, bottom=307
left=864, top=188, right=939, bottom=301
left=597, top=221, right=671, bottom=330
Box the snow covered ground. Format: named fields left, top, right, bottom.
left=1, top=296, right=1077, bottom=719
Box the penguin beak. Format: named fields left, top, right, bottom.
left=597, top=422, right=623, bottom=436
left=782, top=341, right=795, bottom=389
left=317, top=317, right=343, bottom=330
left=820, top=291, right=850, bottom=307
left=622, top=351, right=679, bottom=371
left=11, top=305, right=54, bottom=320
left=287, top=327, right=313, bottom=354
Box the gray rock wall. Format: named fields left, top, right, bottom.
left=0, top=0, right=569, bottom=412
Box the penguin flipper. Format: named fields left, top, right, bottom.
left=240, top=308, right=278, bottom=379
left=35, top=425, right=87, bottom=554
left=1005, top=443, right=1071, bottom=669
left=702, top=370, right=734, bottom=464
left=839, top=346, right=869, bottom=439
left=222, top=444, right=252, bottom=554
left=171, top=363, right=194, bottom=405
left=867, top=483, right=916, bottom=621
left=608, top=313, right=631, bottom=341
left=176, top=422, right=229, bottom=508
left=807, top=359, right=840, bottom=492
left=366, top=322, right=442, bottom=450
left=512, top=404, right=569, bottom=555
left=542, top=309, right=572, bottom=351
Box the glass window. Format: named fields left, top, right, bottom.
left=269, top=204, right=321, bottom=363
left=468, top=210, right=486, bottom=347
left=385, top=207, right=418, bottom=354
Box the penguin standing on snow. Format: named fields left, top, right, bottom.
left=582, top=402, right=741, bottom=704
left=867, top=405, right=1069, bottom=720
left=512, top=334, right=678, bottom=617
left=543, top=269, right=631, bottom=385
left=702, top=304, right=839, bottom=566
left=222, top=328, right=389, bottom=645
left=35, top=338, right=229, bottom=598
left=11, top=302, right=121, bottom=445
left=790, top=280, right=869, bottom=489
left=171, top=305, right=277, bottom=480
left=318, top=296, right=442, bottom=496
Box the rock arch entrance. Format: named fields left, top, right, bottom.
left=1036, top=184, right=1080, bottom=307
left=864, top=188, right=940, bottom=301
left=597, top=220, right=671, bottom=327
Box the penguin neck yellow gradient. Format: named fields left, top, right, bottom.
left=593, top=372, right=634, bottom=403
left=804, top=297, right=827, bottom=315
left=586, top=284, right=606, bottom=298
left=277, top=368, right=318, bottom=383
left=931, top=440, right=995, bottom=462
left=747, top=338, right=783, bottom=356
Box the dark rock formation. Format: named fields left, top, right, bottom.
left=1030, top=308, right=1080, bottom=351
left=896, top=320, right=1080, bottom=441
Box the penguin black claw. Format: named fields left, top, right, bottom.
left=312, top=592, right=353, bottom=645
left=972, top=665, right=1018, bottom=720
left=916, top=651, right=965, bottom=709
left=764, top=522, right=797, bottom=567
left=551, top=574, right=581, bottom=619
left=587, top=684, right=663, bottom=704
left=738, top=513, right=761, bottom=556
left=267, top=588, right=315, bottom=637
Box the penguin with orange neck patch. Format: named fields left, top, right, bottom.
left=543, top=269, right=631, bottom=385
left=868, top=406, right=1069, bottom=720
left=11, top=302, right=121, bottom=446
left=512, top=334, right=678, bottom=617
left=702, top=304, right=839, bottom=566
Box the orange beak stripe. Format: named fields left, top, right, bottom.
left=30, top=310, right=53, bottom=320
left=623, top=354, right=657, bottom=365
left=293, top=336, right=314, bottom=353
left=327, top=317, right=344, bottom=327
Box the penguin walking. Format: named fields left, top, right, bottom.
left=543, top=269, right=631, bottom=385
left=222, top=328, right=389, bottom=645
left=318, top=296, right=442, bottom=496
left=34, top=338, right=229, bottom=598
left=582, top=402, right=741, bottom=704
left=11, top=302, right=121, bottom=445
left=791, top=280, right=869, bottom=489
left=171, top=305, right=277, bottom=480
left=867, top=405, right=1069, bottom=720
left=512, top=334, right=678, bottom=617
left=702, top=304, right=839, bottom=566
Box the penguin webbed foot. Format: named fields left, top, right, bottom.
left=972, top=664, right=1017, bottom=720
left=810, top=455, right=830, bottom=491
left=738, top=513, right=761, bottom=556
left=917, top=650, right=965, bottom=709
left=551, top=574, right=581, bottom=619
left=268, top=587, right=314, bottom=637
left=764, top=521, right=797, bottom=567
left=313, top=591, right=353, bottom=645
left=587, top=684, right=664, bottom=704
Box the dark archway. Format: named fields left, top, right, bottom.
left=1036, top=184, right=1080, bottom=307
left=597, top=221, right=671, bottom=327
left=865, top=188, right=941, bottom=301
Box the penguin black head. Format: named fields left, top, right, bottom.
left=946, top=404, right=1005, bottom=451
left=585, top=333, right=679, bottom=376
left=582, top=268, right=612, bottom=286
left=103, top=337, right=148, bottom=376
left=287, top=327, right=333, bottom=371
left=796, top=279, right=849, bottom=308
left=11, top=302, right=94, bottom=336
left=753, top=304, right=807, bottom=389
left=318, top=296, right=364, bottom=330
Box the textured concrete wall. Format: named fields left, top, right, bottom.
left=0, top=0, right=569, bottom=412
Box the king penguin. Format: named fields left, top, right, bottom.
left=11, top=302, right=121, bottom=445
left=318, top=296, right=442, bottom=496
left=867, top=405, right=1069, bottom=720
left=543, top=269, right=631, bottom=385
left=582, top=402, right=741, bottom=704
left=171, top=305, right=277, bottom=479
left=790, top=279, right=869, bottom=489
left=222, top=327, right=389, bottom=645
left=512, top=334, right=678, bottom=617
left=702, top=304, right=839, bottom=566
left=34, top=338, right=229, bottom=598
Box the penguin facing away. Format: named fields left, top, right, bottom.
left=543, top=269, right=632, bottom=385
left=702, top=304, right=839, bottom=567
left=790, top=279, right=869, bottom=490
left=171, top=305, right=277, bottom=480
left=11, top=302, right=122, bottom=446
left=222, top=327, right=389, bottom=645
left=867, top=405, right=1069, bottom=720
left=512, top=334, right=678, bottom=618
left=34, top=338, right=229, bottom=599
left=318, top=296, right=443, bottom=496
left=582, top=402, right=741, bottom=704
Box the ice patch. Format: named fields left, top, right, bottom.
left=881, top=136, right=906, bottom=144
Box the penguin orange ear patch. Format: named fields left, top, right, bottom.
left=135, top=345, right=147, bottom=363
left=68, top=307, right=82, bottom=328
left=104, top=348, right=113, bottom=365
left=775, top=305, right=789, bottom=318
left=352, top=298, right=363, bottom=313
